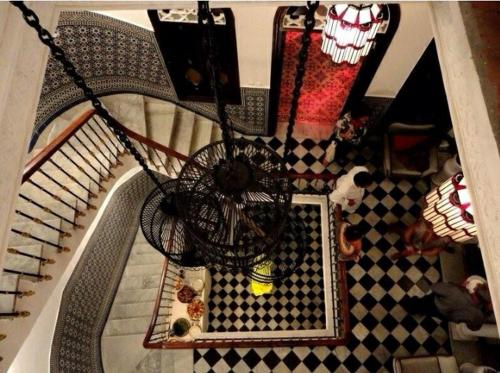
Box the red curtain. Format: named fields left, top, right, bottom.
left=277, top=31, right=362, bottom=140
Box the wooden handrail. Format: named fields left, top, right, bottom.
left=23, top=109, right=96, bottom=183
left=110, top=118, right=189, bottom=162
left=23, top=109, right=192, bottom=185
left=143, top=258, right=170, bottom=349
left=24, top=105, right=335, bottom=186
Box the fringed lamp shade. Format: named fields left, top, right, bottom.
left=321, top=3, right=382, bottom=64
left=423, top=172, right=477, bottom=243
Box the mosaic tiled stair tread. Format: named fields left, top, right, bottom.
left=207, top=204, right=325, bottom=332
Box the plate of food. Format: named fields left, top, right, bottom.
left=191, top=278, right=205, bottom=293
left=189, top=324, right=202, bottom=339
left=177, top=285, right=195, bottom=303
left=187, top=298, right=205, bottom=320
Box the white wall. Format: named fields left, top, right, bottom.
left=95, top=10, right=153, bottom=31
left=429, top=2, right=500, bottom=334
left=366, top=2, right=434, bottom=98
left=231, top=5, right=278, bottom=88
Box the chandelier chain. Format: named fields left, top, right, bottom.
left=198, top=2, right=234, bottom=161
left=283, top=1, right=319, bottom=163
left=10, top=1, right=168, bottom=195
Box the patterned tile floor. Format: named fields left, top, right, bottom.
left=207, top=204, right=326, bottom=332
left=195, top=137, right=450, bottom=372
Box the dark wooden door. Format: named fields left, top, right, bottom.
left=148, top=9, right=241, bottom=105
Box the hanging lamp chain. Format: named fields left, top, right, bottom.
left=283, top=1, right=319, bottom=163
left=198, top=2, right=234, bottom=161
left=10, top=1, right=169, bottom=195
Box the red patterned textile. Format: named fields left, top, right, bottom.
left=277, top=31, right=362, bottom=140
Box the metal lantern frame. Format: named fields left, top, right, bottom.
left=423, top=172, right=477, bottom=242
left=321, top=3, right=383, bottom=64
left=139, top=1, right=319, bottom=272
left=175, top=138, right=292, bottom=270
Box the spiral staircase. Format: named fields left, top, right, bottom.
left=0, top=93, right=223, bottom=369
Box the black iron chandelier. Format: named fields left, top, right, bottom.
left=13, top=1, right=319, bottom=273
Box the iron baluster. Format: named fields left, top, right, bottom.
left=84, top=122, right=122, bottom=165
left=47, top=159, right=98, bottom=198
left=7, top=248, right=55, bottom=264
left=10, top=228, right=68, bottom=252
left=78, top=127, right=116, bottom=168
left=14, top=209, right=70, bottom=237
left=27, top=180, right=85, bottom=216
left=90, top=117, right=123, bottom=155
left=10, top=1, right=168, bottom=196
left=2, top=268, right=51, bottom=281
left=65, top=140, right=108, bottom=181
left=57, top=148, right=106, bottom=191
left=18, top=193, right=82, bottom=229
left=37, top=169, right=96, bottom=209
left=72, top=133, right=113, bottom=176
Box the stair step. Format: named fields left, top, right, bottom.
left=8, top=219, right=61, bottom=248
left=30, top=169, right=92, bottom=189
left=0, top=274, right=18, bottom=292
left=132, top=231, right=150, bottom=245
left=130, top=244, right=157, bottom=256
left=119, top=274, right=162, bottom=291
left=110, top=301, right=156, bottom=320
left=123, top=263, right=164, bottom=278
left=144, top=97, right=177, bottom=148
left=15, top=200, right=77, bottom=224
left=0, top=293, right=16, bottom=314
left=51, top=149, right=114, bottom=176
left=19, top=181, right=90, bottom=202
left=171, top=107, right=195, bottom=156
left=211, top=125, right=223, bottom=143
left=190, top=116, right=214, bottom=154
left=101, top=94, right=148, bottom=137
left=14, top=199, right=81, bottom=229
left=103, top=316, right=151, bottom=337
left=49, top=152, right=113, bottom=179
left=0, top=275, right=18, bottom=313
left=4, top=245, right=43, bottom=274
left=45, top=117, right=71, bottom=145
left=40, top=160, right=104, bottom=192
left=114, top=288, right=159, bottom=305
left=68, top=129, right=118, bottom=158
left=127, top=253, right=164, bottom=266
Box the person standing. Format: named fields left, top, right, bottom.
left=334, top=204, right=363, bottom=262
left=329, top=166, right=373, bottom=213
left=338, top=223, right=363, bottom=262
left=322, top=107, right=370, bottom=166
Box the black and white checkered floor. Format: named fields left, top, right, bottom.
left=207, top=204, right=326, bottom=332
left=195, top=137, right=450, bottom=372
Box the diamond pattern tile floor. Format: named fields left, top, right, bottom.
left=195, top=137, right=450, bottom=372
left=207, top=204, right=326, bottom=332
